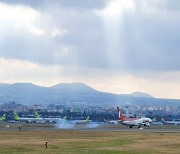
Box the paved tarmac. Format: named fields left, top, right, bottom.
left=95, top=123, right=180, bottom=133
left=1, top=122, right=180, bottom=133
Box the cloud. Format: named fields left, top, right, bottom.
left=0, top=2, right=70, bottom=65
left=94, top=0, right=180, bottom=71
left=0, top=0, right=180, bottom=98
left=0, top=57, right=180, bottom=99
left=1, top=0, right=179, bottom=72
left=52, top=29, right=69, bottom=38
left=0, top=0, right=107, bottom=9
left=96, top=0, right=135, bottom=19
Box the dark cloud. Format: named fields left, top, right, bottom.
left=121, top=5, right=180, bottom=71
left=0, top=0, right=44, bottom=8
left=0, top=34, right=54, bottom=65
left=51, top=0, right=107, bottom=9
left=1, top=0, right=107, bottom=9
left=0, top=0, right=180, bottom=72
left=164, top=0, right=180, bottom=12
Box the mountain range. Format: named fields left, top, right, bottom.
left=0, top=82, right=179, bottom=106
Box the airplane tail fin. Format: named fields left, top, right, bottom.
left=35, top=111, right=40, bottom=118
left=161, top=118, right=166, bottom=124
left=152, top=117, right=157, bottom=122
left=117, top=107, right=126, bottom=121
left=0, top=113, right=6, bottom=121
left=63, top=116, right=67, bottom=120
left=103, top=117, right=106, bottom=122
left=85, top=116, right=90, bottom=121
left=14, top=111, right=20, bottom=121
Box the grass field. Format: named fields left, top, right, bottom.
left=0, top=129, right=180, bottom=154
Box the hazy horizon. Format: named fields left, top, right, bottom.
left=0, top=0, right=180, bottom=99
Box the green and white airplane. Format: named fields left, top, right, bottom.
left=75, top=116, right=91, bottom=124
left=13, top=111, right=44, bottom=123
left=14, top=111, right=66, bottom=123
left=43, top=115, right=67, bottom=123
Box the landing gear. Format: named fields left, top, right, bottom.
left=144, top=123, right=150, bottom=127
left=129, top=126, right=133, bottom=128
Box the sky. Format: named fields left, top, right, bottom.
left=0, top=0, right=180, bottom=99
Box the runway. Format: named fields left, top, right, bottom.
left=1, top=122, right=180, bottom=133
left=74, top=123, right=180, bottom=133
left=96, top=123, right=180, bottom=132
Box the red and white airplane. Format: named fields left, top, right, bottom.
left=162, top=118, right=180, bottom=125
left=117, top=107, right=152, bottom=128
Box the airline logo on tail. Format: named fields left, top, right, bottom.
left=85, top=116, right=89, bottom=122
left=75, top=116, right=90, bottom=124
left=35, top=111, right=41, bottom=118
left=117, top=107, right=126, bottom=121
left=0, top=113, right=6, bottom=121
left=103, top=117, right=107, bottom=122
left=14, top=111, right=20, bottom=121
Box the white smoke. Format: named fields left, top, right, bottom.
left=86, top=122, right=100, bottom=129
left=55, top=119, right=75, bottom=129
left=55, top=119, right=100, bottom=129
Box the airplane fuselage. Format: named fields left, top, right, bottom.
left=119, top=117, right=152, bottom=127
left=17, top=117, right=44, bottom=123
left=162, top=119, right=180, bottom=125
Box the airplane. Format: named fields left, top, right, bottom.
left=162, top=118, right=180, bottom=125
left=34, top=111, right=68, bottom=123
left=152, top=117, right=163, bottom=125
left=0, top=113, right=6, bottom=122
left=43, top=116, right=67, bottom=123
left=117, top=107, right=152, bottom=128
left=75, top=116, right=91, bottom=124
left=13, top=111, right=45, bottom=123
left=103, top=117, right=118, bottom=124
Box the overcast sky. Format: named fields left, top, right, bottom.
left=0, top=0, right=180, bottom=99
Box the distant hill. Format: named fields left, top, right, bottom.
left=0, top=82, right=179, bottom=106
left=130, top=92, right=154, bottom=98
left=51, top=83, right=97, bottom=93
